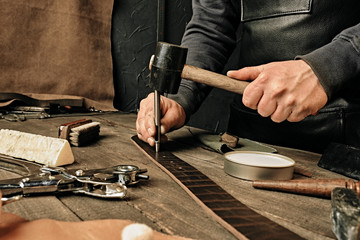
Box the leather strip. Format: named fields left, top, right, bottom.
left=131, top=136, right=303, bottom=240
left=0, top=92, right=84, bottom=107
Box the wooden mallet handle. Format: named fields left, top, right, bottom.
left=181, top=64, right=249, bottom=95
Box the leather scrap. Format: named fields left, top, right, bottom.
left=221, top=132, right=239, bottom=148
left=318, top=142, right=360, bottom=180
left=0, top=92, right=83, bottom=108
left=131, top=135, right=303, bottom=240
left=197, top=133, right=277, bottom=154
left=0, top=93, right=117, bottom=112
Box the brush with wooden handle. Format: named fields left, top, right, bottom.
left=59, top=119, right=100, bottom=147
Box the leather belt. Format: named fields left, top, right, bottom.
left=131, top=136, right=303, bottom=240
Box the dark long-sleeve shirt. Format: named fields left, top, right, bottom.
left=170, top=0, right=360, bottom=121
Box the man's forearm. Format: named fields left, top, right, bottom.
left=168, top=0, right=240, bottom=119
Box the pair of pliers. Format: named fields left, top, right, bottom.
left=0, top=154, right=149, bottom=204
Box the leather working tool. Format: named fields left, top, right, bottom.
left=253, top=178, right=360, bottom=198
left=58, top=119, right=101, bottom=146
left=149, top=42, right=250, bottom=96
left=0, top=106, right=50, bottom=121
left=0, top=105, right=102, bottom=122
left=148, top=42, right=250, bottom=152
left=151, top=0, right=165, bottom=153
left=331, top=188, right=360, bottom=240
left=131, top=135, right=303, bottom=240
left=149, top=42, right=187, bottom=153
left=0, top=154, right=149, bottom=204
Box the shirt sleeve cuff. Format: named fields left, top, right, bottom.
left=167, top=80, right=210, bottom=124
left=296, top=35, right=360, bottom=100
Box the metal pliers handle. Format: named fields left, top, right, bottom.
left=0, top=155, right=149, bottom=204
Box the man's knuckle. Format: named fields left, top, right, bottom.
left=257, top=106, right=270, bottom=117
left=242, top=96, right=251, bottom=107
left=271, top=115, right=283, bottom=123
left=257, top=73, right=269, bottom=84
left=287, top=112, right=306, bottom=122
left=284, top=96, right=296, bottom=107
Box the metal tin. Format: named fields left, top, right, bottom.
left=224, top=151, right=295, bottom=181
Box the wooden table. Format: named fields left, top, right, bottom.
left=0, top=112, right=344, bottom=239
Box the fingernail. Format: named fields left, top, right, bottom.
left=160, top=125, right=166, bottom=134
left=227, top=70, right=235, bottom=76
left=147, top=137, right=154, bottom=145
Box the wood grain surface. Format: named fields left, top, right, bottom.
left=0, top=112, right=343, bottom=239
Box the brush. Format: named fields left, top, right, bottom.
left=0, top=129, right=74, bottom=167
left=58, top=119, right=100, bottom=147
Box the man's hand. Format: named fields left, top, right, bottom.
left=227, top=60, right=328, bottom=122
left=136, top=93, right=186, bottom=146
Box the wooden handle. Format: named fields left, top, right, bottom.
left=181, top=64, right=249, bottom=94
left=253, top=179, right=360, bottom=199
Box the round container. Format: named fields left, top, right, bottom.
left=224, top=151, right=295, bottom=181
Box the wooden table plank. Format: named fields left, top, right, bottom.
left=0, top=113, right=232, bottom=239
left=166, top=128, right=339, bottom=239
left=0, top=112, right=342, bottom=239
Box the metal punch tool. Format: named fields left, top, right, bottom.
left=0, top=154, right=149, bottom=204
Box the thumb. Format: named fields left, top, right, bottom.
left=227, top=66, right=262, bottom=81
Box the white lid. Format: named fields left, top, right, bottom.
left=225, top=151, right=295, bottom=168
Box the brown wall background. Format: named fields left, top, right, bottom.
left=0, top=0, right=114, bottom=107
left=0, top=0, right=235, bottom=133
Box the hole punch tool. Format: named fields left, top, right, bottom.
left=149, top=43, right=187, bottom=152
left=0, top=154, right=149, bottom=204
left=148, top=42, right=250, bottom=152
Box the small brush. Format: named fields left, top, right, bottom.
left=59, top=119, right=100, bottom=147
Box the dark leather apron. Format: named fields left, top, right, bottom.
left=227, top=0, right=360, bottom=152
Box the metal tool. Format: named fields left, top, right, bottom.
left=154, top=90, right=161, bottom=152
left=0, top=105, right=103, bottom=122
left=0, top=106, right=50, bottom=121
left=149, top=43, right=188, bottom=152
left=154, top=0, right=165, bottom=152
left=149, top=42, right=250, bottom=151
left=0, top=154, right=149, bottom=204
left=331, top=188, right=360, bottom=240
left=149, top=42, right=249, bottom=96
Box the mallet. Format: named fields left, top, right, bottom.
left=149, top=42, right=249, bottom=152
